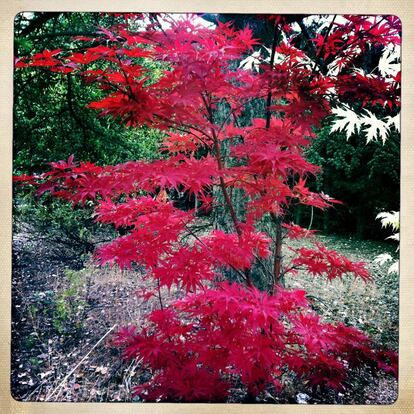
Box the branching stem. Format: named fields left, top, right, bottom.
left=265, top=23, right=284, bottom=292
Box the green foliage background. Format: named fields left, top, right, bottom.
left=305, top=124, right=399, bottom=239
left=13, top=13, right=163, bottom=261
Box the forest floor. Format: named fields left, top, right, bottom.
left=11, top=226, right=398, bottom=404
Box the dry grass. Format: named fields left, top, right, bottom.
left=284, top=234, right=398, bottom=350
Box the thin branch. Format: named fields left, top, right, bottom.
left=45, top=324, right=117, bottom=401
left=307, top=206, right=314, bottom=232
left=202, top=93, right=243, bottom=240
left=31, top=31, right=98, bottom=40
left=265, top=23, right=284, bottom=292
left=184, top=224, right=249, bottom=284
left=156, top=278, right=164, bottom=311
left=312, top=15, right=337, bottom=73
left=266, top=23, right=280, bottom=129
left=298, top=19, right=327, bottom=74
left=18, top=12, right=61, bottom=37
left=334, top=16, right=387, bottom=57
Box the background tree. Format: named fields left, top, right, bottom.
left=203, top=13, right=400, bottom=240
left=14, top=13, right=164, bottom=263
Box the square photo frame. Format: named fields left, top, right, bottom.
left=1, top=1, right=413, bottom=413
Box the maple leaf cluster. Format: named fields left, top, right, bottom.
left=113, top=283, right=394, bottom=401
left=15, top=13, right=399, bottom=401
left=290, top=242, right=372, bottom=281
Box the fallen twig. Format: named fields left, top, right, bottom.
left=45, top=324, right=117, bottom=401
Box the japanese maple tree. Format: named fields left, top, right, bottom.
left=15, top=13, right=399, bottom=402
